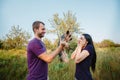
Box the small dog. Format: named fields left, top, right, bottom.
left=58, top=30, right=72, bottom=63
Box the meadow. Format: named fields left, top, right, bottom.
left=0, top=47, right=120, bottom=80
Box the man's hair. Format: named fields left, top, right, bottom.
left=32, top=21, right=45, bottom=33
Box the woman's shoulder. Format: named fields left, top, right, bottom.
left=84, top=44, right=94, bottom=54
left=85, top=44, right=93, bottom=49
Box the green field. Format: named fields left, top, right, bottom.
left=0, top=47, right=120, bottom=80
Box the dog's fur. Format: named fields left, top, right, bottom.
left=58, top=30, right=72, bottom=63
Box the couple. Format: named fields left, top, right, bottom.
left=26, top=21, right=96, bottom=80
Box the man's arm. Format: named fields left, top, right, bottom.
left=38, top=31, right=71, bottom=63
left=38, top=42, right=66, bottom=63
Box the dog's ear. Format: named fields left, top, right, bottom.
left=66, top=30, right=69, bottom=35
left=69, top=34, right=71, bottom=37
left=69, top=38, right=72, bottom=41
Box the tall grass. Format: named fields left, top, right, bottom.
left=48, top=57, right=75, bottom=80
left=94, top=47, right=120, bottom=80
left=0, top=47, right=120, bottom=80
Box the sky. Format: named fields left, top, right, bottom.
left=0, top=0, right=120, bottom=43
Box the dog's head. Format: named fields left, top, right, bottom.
left=64, top=30, right=72, bottom=42
left=58, top=30, right=72, bottom=63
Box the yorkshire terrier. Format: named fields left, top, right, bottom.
left=58, top=30, right=72, bottom=63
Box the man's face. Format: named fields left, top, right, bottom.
left=36, top=23, right=46, bottom=38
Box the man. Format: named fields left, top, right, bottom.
left=26, top=21, right=69, bottom=80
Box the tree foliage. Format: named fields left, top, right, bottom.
left=2, top=26, right=31, bottom=49
left=100, top=39, right=116, bottom=48
left=43, top=38, right=58, bottom=50
left=48, top=11, right=81, bottom=39
left=94, top=39, right=120, bottom=48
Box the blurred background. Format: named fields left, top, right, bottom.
left=0, top=0, right=120, bottom=80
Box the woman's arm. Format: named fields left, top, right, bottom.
left=75, top=48, right=89, bottom=63
left=71, top=46, right=79, bottom=59
left=71, top=38, right=89, bottom=63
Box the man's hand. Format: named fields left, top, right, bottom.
left=60, top=35, right=71, bottom=48
left=58, top=30, right=72, bottom=62
left=60, top=40, right=68, bottom=48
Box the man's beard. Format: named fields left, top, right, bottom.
left=37, top=32, right=44, bottom=38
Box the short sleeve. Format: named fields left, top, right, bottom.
left=83, top=45, right=93, bottom=55
left=30, top=42, right=46, bottom=56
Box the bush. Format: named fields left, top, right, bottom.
left=99, top=39, right=115, bottom=48
left=0, top=49, right=27, bottom=80
left=2, top=26, right=31, bottom=50
left=94, top=39, right=120, bottom=48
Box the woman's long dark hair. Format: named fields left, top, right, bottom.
left=82, top=34, right=96, bottom=72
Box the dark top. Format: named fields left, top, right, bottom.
left=75, top=44, right=94, bottom=80
left=27, top=38, right=48, bottom=80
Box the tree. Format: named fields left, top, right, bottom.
left=99, top=39, right=115, bottom=48
left=43, top=38, right=57, bottom=50
left=46, top=11, right=83, bottom=51
left=3, top=25, right=31, bottom=49
left=43, top=38, right=53, bottom=49
left=48, top=11, right=81, bottom=39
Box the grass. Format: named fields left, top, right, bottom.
left=0, top=47, right=120, bottom=80
left=94, top=47, right=120, bottom=80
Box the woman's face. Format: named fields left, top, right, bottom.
left=78, top=35, right=88, bottom=45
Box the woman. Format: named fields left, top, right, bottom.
left=71, top=34, right=96, bottom=80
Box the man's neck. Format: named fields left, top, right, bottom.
left=34, top=35, right=41, bottom=40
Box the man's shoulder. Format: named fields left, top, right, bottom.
left=28, top=38, right=37, bottom=46
left=28, top=38, right=44, bottom=46
left=29, top=38, right=38, bottom=43
left=27, top=38, right=38, bottom=50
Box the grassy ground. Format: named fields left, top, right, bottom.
left=0, top=47, right=120, bottom=80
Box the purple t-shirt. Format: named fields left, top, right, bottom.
left=27, top=38, right=48, bottom=80
left=75, top=44, right=94, bottom=80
